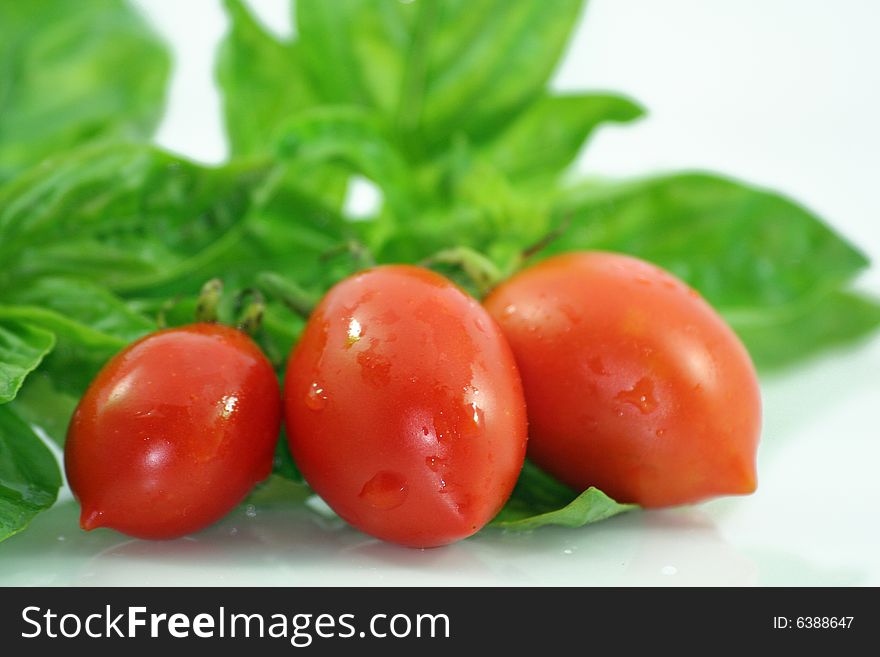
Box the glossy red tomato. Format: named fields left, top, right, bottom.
left=285, top=265, right=527, bottom=547
left=484, top=252, right=761, bottom=508
left=65, top=323, right=281, bottom=539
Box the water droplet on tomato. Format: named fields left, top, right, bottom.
left=305, top=382, right=328, bottom=410
left=615, top=377, right=658, bottom=414
left=655, top=428, right=666, bottom=438
left=503, top=304, right=517, bottom=317
left=559, top=303, right=581, bottom=324
left=345, top=317, right=364, bottom=348
left=469, top=402, right=483, bottom=428
left=359, top=472, right=408, bottom=510
left=425, top=455, right=443, bottom=471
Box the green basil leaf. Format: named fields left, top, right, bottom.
left=0, top=0, right=170, bottom=180
left=217, top=0, right=317, bottom=157
left=0, top=320, right=55, bottom=404
left=0, top=306, right=126, bottom=352
left=551, top=173, right=869, bottom=311
left=295, top=0, right=408, bottom=111
left=0, top=143, right=273, bottom=294
left=9, top=373, right=77, bottom=449
left=296, top=0, right=585, bottom=156
left=272, top=434, right=305, bottom=484
left=729, top=291, right=880, bottom=371
left=4, top=277, right=154, bottom=343
left=0, top=304, right=125, bottom=397
left=484, top=93, right=644, bottom=182
left=0, top=404, right=62, bottom=542
left=276, top=106, right=414, bottom=217
left=493, top=460, right=636, bottom=530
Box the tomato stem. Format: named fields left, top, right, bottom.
left=195, top=278, right=223, bottom=323
left=236, top=290, right=266, bottom=336
left=520, top=212, right=573, bottom=262
left=321, top=239, right=376, bottom=270
left=421, top=246, right=502, bottom=297
left=156, top=294, right=183, bottom=329
left=257, top=272, right=317, bottom=318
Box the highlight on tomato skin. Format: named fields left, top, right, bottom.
left=64, top=322, right=282, bottom=540
left=484, top=251, right=762, bottom=508
left=284, top=265, right=528, bottom=548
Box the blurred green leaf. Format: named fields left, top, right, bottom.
left=493, top=460, right=636, bottom=530
left=0, top=320, right=55, bottom=404
left=272, top=433, right=305, bottom=484
left=296, top=0, right=585, bottom=156
left=0, top=0, right=170, bottom=180
left=551, top=173, right=869, bottom=311
left=484, top=93, right=644, bottom=183
left=217, top=0, right=316, bottom=157
left=0, top=279, right=154, bottom=401
left=276, top=106, right=414, bottom=216
left=0, top=404, right=62, bottom=542
left=0, top=143, right=273, bottom=294
left=730, top=291, right=880, bottom=371
left=4, top=277, right=154, bottom=343
left=9, top=373, right=78, bottom=448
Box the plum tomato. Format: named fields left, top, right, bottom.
left=484, top=251, right=761, bottom=508
left=65, top=323, right=281, bottom=539
left=284, top=265, right=528, bottom=547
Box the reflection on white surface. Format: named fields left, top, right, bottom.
left=0, top=501, right=757, bottom=587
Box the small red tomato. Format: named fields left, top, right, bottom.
left=484, top=252, right=761, bottom=508
left=65, top=323, right=281, bottom=539
left=285, top=265, right=527, bottom=547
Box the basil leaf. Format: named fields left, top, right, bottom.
left=217, top=0, right=317, bottom=157
left=484, top=93, right=644, bottom=182
left=493, top=460, right=636, bottom=530
left=551, top=173, right=869, bottom=311
left=0, top=404, right=62, bottom=542
left=276, top=106, right=414, bottom=217
left=295, top=0, right=408, bottom=111
left=9, top=374, right=77, bottom=449
left=4, top=277, right=154, bottom=343
left=0, top=0, right=170, bottom=180
left=272, top=434, right=305, bottom=484
left=0, top=320, right=55, bottom=404
left=0, top=143, right=273, bottom=294
left=730, top=291, right=880, bottom=371
left=296, top=0, right=585, bottom=156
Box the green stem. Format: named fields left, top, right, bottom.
left=238, top=303, right=265, bottom=336
left=520, top=212, right=573, bottom=262
left=421, top=246, right=503, bottom=297
left=195, top=279, right=223, bottom=323
left=257, top=272, right=317, bottom=318
left=321, top=239, right=376, bottom=270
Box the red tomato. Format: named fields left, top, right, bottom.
left=285, top=265, right=527, bottom=547
left=65, top=323, right=281, bottom=539
left=484, top=252, right=761, bottom=508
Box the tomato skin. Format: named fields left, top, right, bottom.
left=65, top=323, right=281, bottom=539
left=285, top=265, right=528, bottom=547
left=484, top=252, right=761, bottom=508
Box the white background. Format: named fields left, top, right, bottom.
left=1, top=0, right=878, bottom=585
